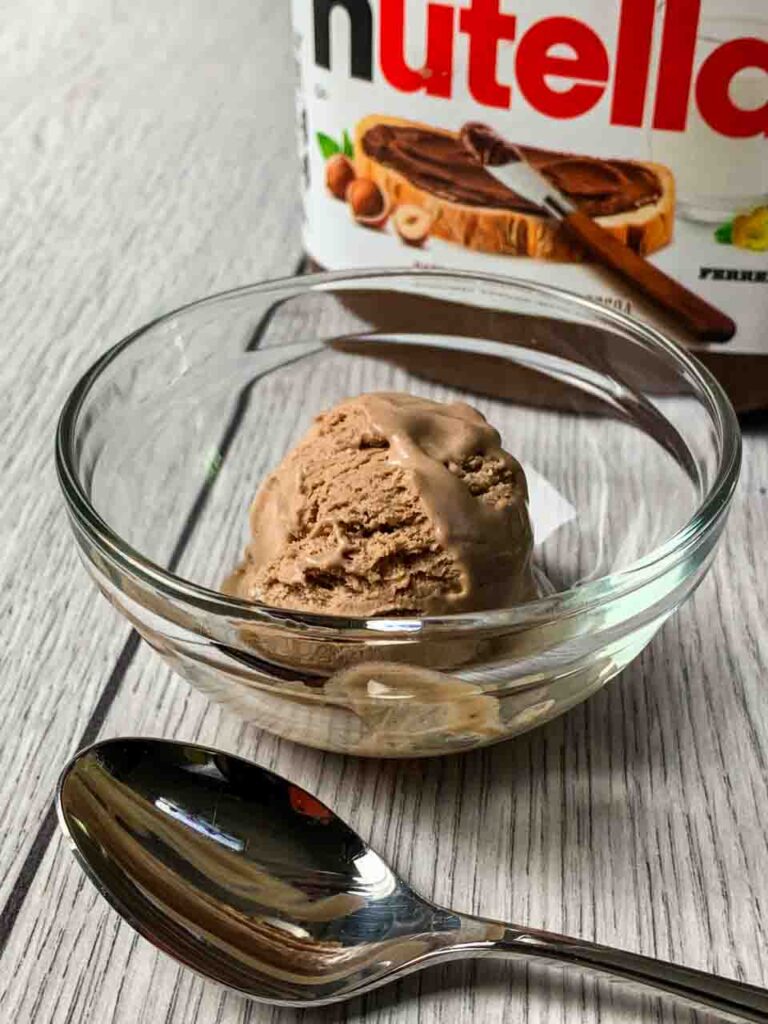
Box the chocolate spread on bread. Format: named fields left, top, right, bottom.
left=362, top=123, right=662, bottom=219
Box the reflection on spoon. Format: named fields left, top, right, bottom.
left=58, top=738, right=768, bottom=1018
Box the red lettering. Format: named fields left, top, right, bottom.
left=458, top=0, right=516, bottom=109
left=374, top=0, right=759, bottom=138
left=380, top=0, right=454, bottom=97
left=611, top=0, right=656, bottom=127
left=653, top=0, right=700, bottom=130
left=516, top=17, right=609, bottom=119
left=696, top=38, right=768, bottom=138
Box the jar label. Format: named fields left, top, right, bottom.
left=292, top=0, right=768, bottom=365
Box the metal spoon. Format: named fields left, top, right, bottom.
left=57, top=738, right=768, bottom=1019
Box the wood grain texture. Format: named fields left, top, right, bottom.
left=0, top=0, right=301, bottom=914
left=1, top=1, right=768, bottom=1022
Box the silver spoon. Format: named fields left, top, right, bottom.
left=57, top=738, right=768, bottom=1019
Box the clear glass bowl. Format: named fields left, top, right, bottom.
left=57, top=270, right=741, bottom=757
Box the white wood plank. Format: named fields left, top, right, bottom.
left=0, top=0, right=301, bottom=912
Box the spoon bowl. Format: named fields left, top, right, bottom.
left=56, top=737, right=485, bottom=1004
left=57, top=738, right=768, bottom=1018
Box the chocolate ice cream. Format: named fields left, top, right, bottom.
left=226, top=393, right=535, bottom=616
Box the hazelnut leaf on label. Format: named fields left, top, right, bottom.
left=342, top=130, right=354, bottom=158
left=715, top=221, right=733, bottom=245
left=317, top=132, right=341, bottom=159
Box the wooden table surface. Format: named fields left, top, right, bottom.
left=2, top=2, right=767, bottom=1022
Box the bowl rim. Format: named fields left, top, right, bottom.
left=56, top=267, right=742, bottom=635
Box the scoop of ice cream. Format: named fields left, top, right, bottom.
left=227, top=393, right=535, bottom=616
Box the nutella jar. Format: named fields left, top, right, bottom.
left=291, top=0, right=768, bottom=409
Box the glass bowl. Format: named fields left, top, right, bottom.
left=56, top=270, right=741, bottom=757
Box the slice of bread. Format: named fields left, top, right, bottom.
left=354, top=115, right=675, bottom=262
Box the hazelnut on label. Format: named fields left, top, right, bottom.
left=347, top=178, right=390, bottom=227
left=325, top=154, right=356, bottom=200
left=393, top=205, right=432, bottom=246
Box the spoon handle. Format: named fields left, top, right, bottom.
left=481, top=925, right=768, bottom=1022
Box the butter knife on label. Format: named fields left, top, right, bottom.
left=460, top=123, right=736, bottom=344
